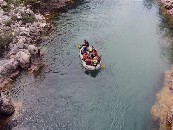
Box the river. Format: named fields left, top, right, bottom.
left=6, top=0, right=173, bottom=130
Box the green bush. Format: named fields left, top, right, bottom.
left=1, top=3, right=11, bottom=12
left=11, top=15, right=18, bottom=21
left=17, top=0, right=43, bottom=5
left=4, top=19, right=13, bottom=26
left=20, top=12, right=36, bottom=24
left=0, top=31, right=13, bottom=50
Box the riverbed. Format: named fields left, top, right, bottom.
left=7, top=0, right=173, bottom=130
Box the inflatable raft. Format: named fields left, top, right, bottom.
left=79, top=46, right=101, bottom=71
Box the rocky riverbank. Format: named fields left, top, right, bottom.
left=0, top=0, right=49, bottom=89
left=151, top=1, right=173, bottom=130
left=0, top=0, right=80, bottom=126
left=151, top=66, right=173, bottom=130
left=160, top=0, right=173, bottom=17
left=0, top=0, right=79, bottom=89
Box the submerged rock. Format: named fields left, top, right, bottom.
left=0, top=93, right=14, bottom=116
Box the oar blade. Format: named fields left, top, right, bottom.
left=76, top=44, right=82, bottom=49
left=101, top=65, right=106, bottom=69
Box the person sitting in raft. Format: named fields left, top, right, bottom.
left=82, top=53, right=88, bottom=61
left=82, top=40, right=89, bottom=50
left=92, top=57, right=98, bottom=66
left=95, top=55, right=101, bottom=63
left=81, top=48, right=86, bottom=55
left=85, top=57, right=92, bottom=65
left=89, top=48, right=97, bottom=59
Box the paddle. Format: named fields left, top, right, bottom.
left=76, top=44, right=82, bottom=49
left=101, top=65, right=106, bottom=69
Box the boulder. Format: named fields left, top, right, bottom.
left=0, top=58, right=19, bottom=77
left=27, top=45, right=41, bottom=64
left=16, top=50, right=31, bottom=69
left=0, top=0, right=3, bottom=5
left=27, top=44, right=38, bottom=55
left=1, top=1, right=7, bottom=7
left=165, top=3, right=173, bottom=10
left=7, top=44, right=19, bottom=58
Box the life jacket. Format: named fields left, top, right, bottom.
left=85, top=58, right=91, bottom=65
left=96, top=56, right=101, bottom=62
left=90, top=52, right=97, bottom=59
left=82, top=54, right=87, bottom=61
left=92, top=57, right=98, bottom=66
left=85, top=41, right=89, bottom=47
left=81, top=49, right=86, bottom=55
left=82, top=41, right=89, bottom=47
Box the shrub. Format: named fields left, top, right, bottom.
left=1, top=3, right=11, bottom=12
left=4, top=19, right=13, bottom=26
left=0, top=31, right=13, bottom=50
left=20, top=12, right=36, bottom=24
left=17, top=0, right=43, bottom=5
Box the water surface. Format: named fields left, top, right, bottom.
left=6, top=0, right=173, bottom=130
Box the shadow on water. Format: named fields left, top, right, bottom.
left=84, top=69, right=101, bottom=78
left=0, top=120, right=18, bottom=130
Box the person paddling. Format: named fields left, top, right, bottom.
left=81, top=48, right=86, bottom=55
left=82, top=40, right=89, bottom=51
left=82, top=53, right=87, bottom=61
left=92, top=57, right=98, bottom=66
left=85, top=57, right=92, bottom=65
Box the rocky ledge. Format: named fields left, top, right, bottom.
left=0, top=0, right=78, bottom=88
left=0, top=0, right=51, bottom=88
left=0, top=0, right=79, bottom=123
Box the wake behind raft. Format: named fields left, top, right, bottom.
left=79, top=45, right=102, bottom=71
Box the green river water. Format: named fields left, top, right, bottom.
left=6, top=0, right=173, bottom=130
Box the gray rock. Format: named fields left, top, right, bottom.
left=0, top=58, right=19, bottom=76
left=27, top=44, right=38, bottom=55
left=7, top=44, right=19, bottom=58
left=16, top=50, right=31, bottom=69
left=165, top=3, right=173, bottom=10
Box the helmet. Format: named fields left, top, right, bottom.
left=89, top=48, right=92, bottom=52
left=93, top=59, right=97, bottom=66
left=93, top=57, right=97, bottom=60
